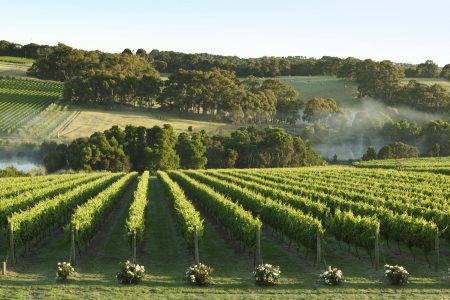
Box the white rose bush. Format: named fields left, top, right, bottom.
left=56, top=262, right=75, bottom=281
left=253, top=264, right=281, bottom=286
left=185, top=263, right=214, bottom=286
left=384, top=264, right=409, bottom=285
left=116, top=260, right=145, bottom=284
left=319, top=266, right=345, bottom=286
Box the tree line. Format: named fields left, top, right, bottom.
left=43, top=124, right=323, bottom=173
left=64, top=68, right=303, bottom=124
left=337, top=59, right=450, bottom=113
left=3, top=40, right=449, bottom=114
left=2, top=40, right=449, bottom=79
left=361, top=118, right=449, bottom=160
left=361, top=142, right=420, bottom=161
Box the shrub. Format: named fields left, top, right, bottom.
left=384, top=264, right=409, bottom=285
left=319, top=266, right=345, bottom=285
left=253, top=264, right=281, bottom=286
left=185, top=263, right=213, bottom=286
left=116, top=260, right=145, bottom=284
left=56, top=262, right=74, bottom=280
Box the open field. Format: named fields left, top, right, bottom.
left=57, top=107, right=238, bottom=140
left=0, top=163, right=449, bottom=299
left=0, top=56, right=34, bottom=65
left=0, top=62, right=29, bottom=78
left=402, top=77, right=450, bottom=94
left=276, top=76, right=359, bottom=107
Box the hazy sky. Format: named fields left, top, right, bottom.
left=2, top=0, right=449, bottom=65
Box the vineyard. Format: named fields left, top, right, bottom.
left=353, top=157, right=450, bottom=175
left=0, top=165, right=449, bottom=298
left=0, top=78, right=63, bottom=135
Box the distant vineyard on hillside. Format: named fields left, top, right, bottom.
left=0, top=78, right=63, bottom=135
left=353, top=157, right=450, bottom=175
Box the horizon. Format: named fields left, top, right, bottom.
left=1, top=0, right=449, bottom=66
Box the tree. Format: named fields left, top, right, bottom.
left=176, top=132, right=208, bottom=169
left=205, top=137, right=238, bottom=168
left=332, top=154, right=338, bottom=164
left=43, top=144, right=68, bottom=172
left=261, top=79, right=303, bottom=124
left=377, top=142, right=419, bottom=159
left=361, top=146, right=377, bottom=161
left=393, top=81, right=450, bottom=113
left=122, top=48, right=133, bottom=55
left=423, top=120, right=450, bottom=143
left=355, top=59, right=404, bottom=99
left=143, top=124, right=180, bottom=171
left=136, top=48, right=147, bottom=57
left=381, top=119, right=422, bottom=143
left=416, top=60, right=439, bottom=77
left=302, top=97, right=341, bottom=123
left=337, top=57, right=360, bottom=79
left=440, top=64, right=450, bottom=80
left=426, top=144, right=441, bottom=157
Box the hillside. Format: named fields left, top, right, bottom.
left=0, top=60, right=448, bottom=147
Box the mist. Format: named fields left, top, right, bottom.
left=0, top=143, right=43, bottom=170
left=299, top=97, right=447, bottom=160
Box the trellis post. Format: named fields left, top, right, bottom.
left=132, top=230, right=137, bottom=264
left=316, top=230, right=321, bottom=269
left=374, top=224, right=380, bottom=271
left=9, top=223, right=15, bottom=266
left=70, top=227, right=76, bottom=265
left=434, top=228, right=439, bottom=272
left=194, top=226, right=200, bottom=264
left=255, top=226, right=262, bottom=266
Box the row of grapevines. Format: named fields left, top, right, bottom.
left=204, top=170, right=380, bottom=251
left=8, top=173, right=123, bottom=247
left=168, top=171, right=261, bottom=250
left=157, top=171, right=204, bottom=248
left=183, top=171, right=324, bottom=251
left=205, top=170, right=329, bottom=219
left=220, top=170, right=438, bottom=251
left=328, top=209, right=379, bottom=250
left=230, top=170, right=448, bottom=241
left=0, top=78, right=63, bottom=93
left=0, top=173, right=106, bottom=227
left=125, top=171, right=150, bottom=243
left=0, top=173, right=85, bottom=198
left=353, top=157, right=450, bottom=175
left=264, top=168, right=448, bottom=209
left=71, top=172, right=137, bottom=244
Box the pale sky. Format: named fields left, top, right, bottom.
left=1, top=0, right=449, bottom=65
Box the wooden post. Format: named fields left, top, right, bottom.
left=316, top=230, right=321, bottom=269
left=2, top=262, right=6, bottom=275
left=434, top=228, right=439, bottom=272
left=374, top=224, right=380, bottom=271
left=70, top=228, right=76, bottom=265
left=132, top=230, right=137, bottom=264
left=194, top=226, right=200, bottom=264
left=9, top=223, right=15, bottom=266
left=255, top=226, right=262, bottom=266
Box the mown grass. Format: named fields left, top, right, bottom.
left=0, top=56, right=34, bottom=65
left=0, top=62, right=29, bottom=78
left=57, top=106, right=237, bottom=140
left=276, top=76, right=359, bottom=107
left=0, top=176, right=448, bottom=299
